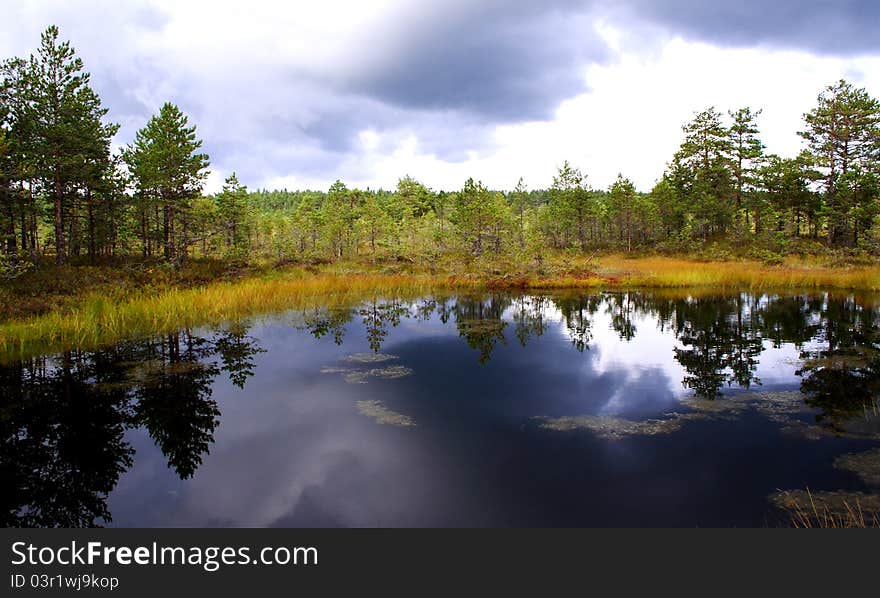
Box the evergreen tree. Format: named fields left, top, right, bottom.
left=216, top=172, right=249, bottom=255
left=671, top=108, right=734, bottom=237
left=124, top=102, right=209, bottom=263
left=800, top=80, right=880, bottom=245
left=511, top=177, right=528, bottom=248
left=26, top=26, right=118, bottom=264
left=728, top=107, right=764, bottom=234
left=608, top=174, right=638, bottom=251
left=550, top=161, right=593, bottom=250
left=452, top=178, right=508, bottom=256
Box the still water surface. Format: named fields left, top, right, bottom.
left=3, top=291, right=880, bottom=527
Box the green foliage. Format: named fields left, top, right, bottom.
left=123, top=102, right=209, bottom=264
left=2, top=23, right=880, bottom=276
left=215, top=172, right=250, bottom=257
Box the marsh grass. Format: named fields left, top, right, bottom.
left=5, top=254, right=880, bottom=362
left=0, top=271, right=473, bottom=362
left=598, top=255, right=880, bottom=290
left=783, top=489, right=880, bottom=528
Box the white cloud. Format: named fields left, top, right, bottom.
left=2, top=1, right=879, bottom=193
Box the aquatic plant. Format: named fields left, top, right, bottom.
left=355, top=400, right=416, bottom=427
left=535, top=415, right=685, bottom=439
left=834, top=448, right=880, bottom=488
left=598, top=256, right=880, bottom=291
left=0, top=272, right=468, bottom=362
left=321, top=363, right=413, bottom=384
left=771, top=489, right=880, bottom=528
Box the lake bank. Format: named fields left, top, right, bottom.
left=3, top=254, right=880, bottom=360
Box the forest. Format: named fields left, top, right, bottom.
left=2, top=26, right=880, bottom=286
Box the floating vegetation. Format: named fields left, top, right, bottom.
left=679, top=396, right=749, bottom=421
left=538, top=391, right=825, bottom=441
left=834, top=409, right=880, bottom=441
left=682, top=390, right=832, bottom=439
left=321, top=364, right=413, bottom=384
left=535, top=415, right=684, bottom=440
left=770, top=489, right=880, bottom=527
left=319, top=366, right=350, bottom=375
left=834, top=448, right=880, bottom=487
left=341, top=352, right=399, bottom=364
left=778, top=421, right=832, bottom=441
left=368, top=365, right=412, bottom=379
left=356, top=400, right=415, bottom=427
left=750, top=391, right=813, bottom=421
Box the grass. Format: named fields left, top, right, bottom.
left=597, top=255, right=880, bottom=291
left=0, top=269, right=478, bottom=362
left=4, top=253, right=880, bottom=362
left=784, top=489, right=880, bottom=528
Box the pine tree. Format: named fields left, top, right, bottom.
left=124, top=102, right=209, bottom=263
left=799, top=80, right=880, bottom=245
left=26, top=26, right=118, bottom=264
left=512, top=177, right=528, bottom=248
left=671, top=108, right=734, bottom=237
left=550, top=161, right=593, bottom=250
left=608, top=174, right=637, bottom=251
left=216, top=172, right=249, bottom=255
left=452, top=178, right=508, bottom=256
left=728, top=107, right=764, bottom=234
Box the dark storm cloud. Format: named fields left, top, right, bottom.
left=613, top=0, right=880, bottom=55
left=3, top=0, right=879, bottom=189
left=339, top=0, right=607, bottom=122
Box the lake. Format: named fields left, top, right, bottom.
left=2, top=291, right=880, bottom=527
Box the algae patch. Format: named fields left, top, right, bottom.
left=769, top=489, right=880, bottom=516
left=321, top=363, right=413, bottom=384
left=536, top=391, right=818, bottom=441
left=342, top=353, right=399, bottom=364
left=535, top=415, right=684, bottom=440
left=356, top=400, right=415, bottom=427
left=834, top=448, right=880, bottom=487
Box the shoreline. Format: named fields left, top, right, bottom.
left=3, top=255, right=880, bottom=361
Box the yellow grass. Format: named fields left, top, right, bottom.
left=0, top=271, right=473, bottom=361
left=597, top=255, right=880, bottom=291
left=3, top=255, right=880, bottom=362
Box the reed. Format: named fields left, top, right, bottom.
left=4, top=256, right=880, bottom=362
left=0, top=271, right=477, bottom=361
left=599, top=256, right=880, bottom=291
left=784, top=489, right=880, bottom=528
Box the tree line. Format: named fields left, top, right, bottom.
left=2, top=26, right=880, bottom=275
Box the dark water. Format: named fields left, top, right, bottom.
left=3, top=291, right=880, bottom=527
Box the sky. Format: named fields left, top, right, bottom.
left=3, top=0, right=880, bottom=193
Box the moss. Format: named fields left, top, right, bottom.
left=535, top=415, right=685, bottom=439
left=834, top=448, right=880, bottom=487
left=355, top=400, right=415, bottom=427
left=770, top=489, right=880, bottom=520
left=341, top=352, right=399, bottom=363
left=321, top=364, right=413, bottom=384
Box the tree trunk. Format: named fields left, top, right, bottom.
left=54, top=165, right=65, bottom=264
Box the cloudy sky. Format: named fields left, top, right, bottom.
left=3, top=0, right=879, bottom=193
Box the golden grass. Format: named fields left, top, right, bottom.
left=597, top=255, right=880, bottom=291
left=0, top=270, right=474, bottom=362
left=4, top=255, right=880, bottom=362
left=783, top=489, right=880, bottom=528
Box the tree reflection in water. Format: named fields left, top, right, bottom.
left=0, top=328, right=263, bottom=527
left=3, top=291, right=880, bottom=526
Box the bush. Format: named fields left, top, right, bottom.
left=0, top=253, right=34, bottom=280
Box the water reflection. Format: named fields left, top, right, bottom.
left=0, top=331, right=263, bottom=527
left=2, top=291, right=880, bottom=527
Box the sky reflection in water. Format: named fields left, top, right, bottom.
left=2, top=291, right=880, bottom=527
